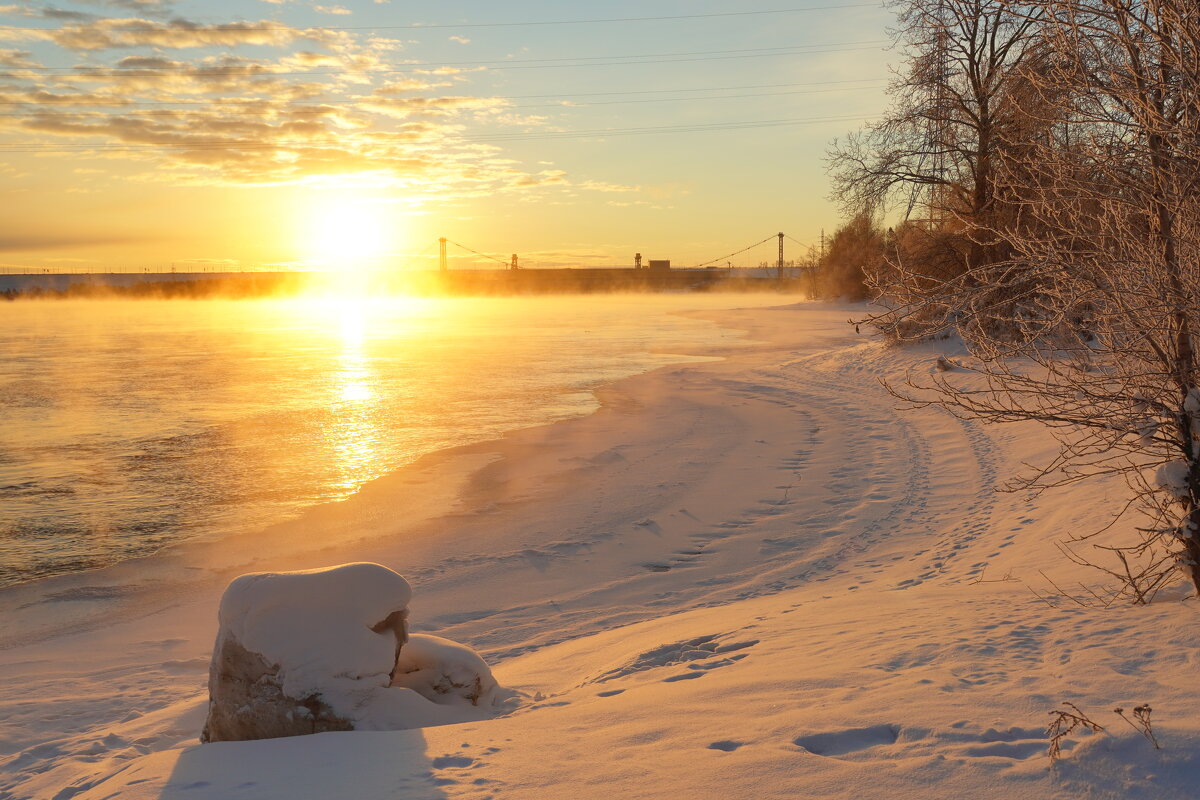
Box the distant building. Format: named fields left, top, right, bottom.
left=647, top=260, right=671, bottom=272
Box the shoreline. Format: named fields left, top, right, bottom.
left=7, top=300, right=1194, bottom=800
left=0, top=299, right=845, bottom=753
left=0, top=294, right=764, bottom=625
left=0, top=298, right=783, bottom=651
left=4, top=298, right=859, bottom=796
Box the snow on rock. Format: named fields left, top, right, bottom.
left=390, top=633, right=501, bottom=707
left=202, top=562, right=506, bottom=743
left=203, top=562, right=412, bottom=742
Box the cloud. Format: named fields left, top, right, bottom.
left=0, top=12, right=576, bottom=201
left=0, top=5, right=94, bottom=20
left=580, top=180, right=641, bottom=193
left=313, top=5, right=351, bottom=15
left=3, top=0, right=180, bottom=18
left=373, top=78, right=453, bottom=94
left=1, top=17, right=324, bottom=51
left=359, top=94, right=510, bottom=118
left=512, top=169, right=568, bottom=187
left=89, top=0, right=177, bottom=10
left=448, top=36, right=470, bottom=44
left=0, top=231, right=157, bottom=252
left=0, top=48, right=36, bottom=67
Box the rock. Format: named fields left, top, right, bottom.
left=201, top=563, right=412, bottom=743
left=202, top=632, right=355, bottom=742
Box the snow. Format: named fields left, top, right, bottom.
left=217, top=562, right=412, bottom=705
left=208, top=564, right=509, bottom=735
left=3, top=300, right=1200, bottom=800
left=1185, top=387, right=1200, bottom=415
left=1155, top=461, right=1191, bottom=499
left=390, top=633, right=505, bottom=709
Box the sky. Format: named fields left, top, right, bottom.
left=0, top=0, right=895, bottom=272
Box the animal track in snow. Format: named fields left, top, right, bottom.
left=590, top=634, right=758, bottom=684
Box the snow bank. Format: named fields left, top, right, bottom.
left=203, top=563, right=506, bottom=742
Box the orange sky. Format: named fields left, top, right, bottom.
left=0, top=1, right=894, bottom=272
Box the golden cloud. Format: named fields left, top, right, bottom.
left=0, top=12, right=575, bottom=201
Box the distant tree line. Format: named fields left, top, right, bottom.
left=821, top=0, right=1200, bottom=602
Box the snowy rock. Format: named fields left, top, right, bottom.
left=202, top=563, right=412, bottom=743
left=390, top=634, right=500, bottom=707
left=201, top=563, right=510, bottom=743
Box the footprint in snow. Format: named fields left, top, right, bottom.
left=793, top=725, right=899, bottom=758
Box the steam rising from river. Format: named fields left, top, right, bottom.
left=0, top=294, right=787, bottom=586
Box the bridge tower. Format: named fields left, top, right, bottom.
left=439, top=238, right=447, bottom=271
left=777, top=232, right=785, bottom=279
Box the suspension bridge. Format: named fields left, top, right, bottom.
left=0, top=231, right=819, bottom=298
left=431, top=231, right=820, bottom=276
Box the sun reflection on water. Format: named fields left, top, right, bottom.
left=0, top=293, right=779, bottom=586
left=326, top=296, right=384, bottom=495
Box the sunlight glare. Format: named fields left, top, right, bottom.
left=302, top=196, right=401, bottom=273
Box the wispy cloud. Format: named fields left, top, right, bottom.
left=1, top=17, right=323, bottom=51
left=0, top=231, right=158, bottom=252
left=580, top=180, right=641, bottom=193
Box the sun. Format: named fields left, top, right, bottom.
left=301, top=196, right=400, bottom=272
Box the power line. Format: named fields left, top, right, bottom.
left=11, top=41, right=884, bottom=71
left=0, top=78, right=886, bottom=108
left=0, top=4, right=883, bottom=34
left=0, top=84, right=886, bottom=117
left=456, top=113, right=874, bottom=141
left=519, top=83, right=884, bottom=108
left=2, top=42, right=886, bottom=77
left=0, top=112, right=877, bottom=152
left=0, top=77, right=885, bottom=104
left=500, top=76, right=887, bottom=99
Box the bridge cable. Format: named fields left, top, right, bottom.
left=692, top=234, right=779, bottom=268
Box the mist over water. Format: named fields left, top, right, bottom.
left=0, top=294, right=780, bottom=587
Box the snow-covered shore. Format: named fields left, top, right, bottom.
left=3, top=301, right=1199, bottom=800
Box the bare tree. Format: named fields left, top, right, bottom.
left=829, top=0, right=1051, bottom=341
left=829, top=0, right=1043, bottom=259
left=889, top=0, right=1200, bottom=601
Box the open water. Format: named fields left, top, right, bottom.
left=0, top=293, right=777, bottom=586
